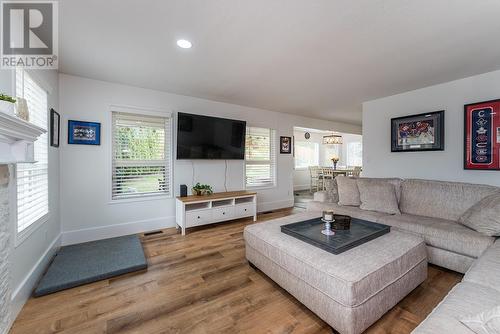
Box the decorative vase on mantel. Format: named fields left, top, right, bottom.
left=15, top=98, right=30, bottom=122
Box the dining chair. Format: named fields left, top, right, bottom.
left=309, top=166, right=323, bottom=193
left=349, top=166, right=362, bottom=177
left=321, top=168, right=334, bottom=190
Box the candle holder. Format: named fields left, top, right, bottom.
left=321, top=211, right=336, bottom=236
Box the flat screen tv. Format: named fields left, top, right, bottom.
left=177, top=113, right=246, bottom=159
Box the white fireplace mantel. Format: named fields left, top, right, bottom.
left=0, top=112, right=46, bottom=164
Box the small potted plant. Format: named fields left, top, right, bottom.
left=0, top=93, right=16, bottom=116
left=192, top=183, right=213, bottom=196
left=331, top=155, right=340, bottom=170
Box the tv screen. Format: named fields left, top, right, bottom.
left=177, top=113, right=246, bottom=159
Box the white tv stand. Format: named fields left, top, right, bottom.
left=175, top=190, right=257, bottom=235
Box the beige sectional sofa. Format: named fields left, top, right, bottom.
left=308, top=177, right=500, bottom=333
left=308, top=178, right=498, bottom=274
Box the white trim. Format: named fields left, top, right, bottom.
left=108, top=194, right=171, bottom=205
left=107, top=105, right=174, bottom=203
left=10, top=233, right=61, bottom=324
left=61, top=216, right=176, bottom=246
left=246, top=185, right=277, bottom=191
left=24, top=70, right=54, bottom=96
left=14, top=213, right=49, bottom=247
left=62, top=198, right=291, bottom=245
left=109, top=104, right=172, bottom=118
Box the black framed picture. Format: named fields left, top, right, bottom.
left=50, top=109, right=60, bottom=147
left=391, top=111, right=445, bottom=152
left=68, top=120, right=101, bottom=145
left=280, top=136, right=292, bottom=154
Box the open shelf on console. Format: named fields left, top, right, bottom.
left=185, top=202, right=210, bottom=211
left=212, top=199, right=234, bottom=207
left=235, top=197, right=254, bottom=205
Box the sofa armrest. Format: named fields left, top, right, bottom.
left=313, top=191, right=329, bottom=202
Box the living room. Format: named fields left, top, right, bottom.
left=0, top=1, right=499, bottom=334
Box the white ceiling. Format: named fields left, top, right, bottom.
left=59, top=0, right=500, bottom=125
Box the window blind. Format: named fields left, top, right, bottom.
left=112, top=112, right=171, bottom=199
left=16, top=69, right=49, bottom=233
left=245, top=127, right=276, bottom=187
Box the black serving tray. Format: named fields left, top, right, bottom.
left=281, top=217, right=390, bottom=255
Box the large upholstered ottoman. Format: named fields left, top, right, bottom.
left=244, top=212, right=427, bottom=334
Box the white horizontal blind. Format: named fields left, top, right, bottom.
left=245, top=127, right=276, bottom=187
left=112, top=112, right=171, bottom=199
left=16, top=69, right=49, bottom=233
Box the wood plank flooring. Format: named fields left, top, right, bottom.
left=10, top=208, right=463, bottom=334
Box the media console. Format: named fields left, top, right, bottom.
left=175, top=190, right=257, bottom=235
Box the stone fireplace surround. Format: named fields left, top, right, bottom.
left=0, top=112, right=46, bottom=334
left=0, top=165, right=10, bottom=334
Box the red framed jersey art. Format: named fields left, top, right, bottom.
left=464, top=99, right=500, bottom=170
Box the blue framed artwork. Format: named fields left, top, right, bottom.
left=68, top=120, right=101, bottom=145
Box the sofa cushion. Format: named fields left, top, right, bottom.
left=460, top=305, right=500, bottom=334
left=336, top=175, right=361, bottom=206
left=459, top=192, right=500, bottom=236
left=400, top=179, right=499, bottom=221
left=244, top=211, right=426, bottom=308
left=412, top=282, right=500, bottom=334
left=357, top=178, right=401, bottom=215
left=324, top=178, right=339, bottom=203
left=378, top=214, right=494, bottom=258
left=464, top=240, right=500, bottom=292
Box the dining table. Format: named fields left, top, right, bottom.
left=318, top=167, right=356, bottom=190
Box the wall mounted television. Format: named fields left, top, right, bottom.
left=177, top=112, right=246, bottom=159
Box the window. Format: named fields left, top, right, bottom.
left=112, top=112, right=172, bottom=199
left=323, top=145, right=340, bottom=166
left=245, top=127, right=276, bottom=188
left=15, top=70, right=49, bottom=233
left=347, top=141, right=363, bottom=167
left=294, top=141, right=319, bottom=169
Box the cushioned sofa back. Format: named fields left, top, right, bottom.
left=400, top=179, right=499, bottom=221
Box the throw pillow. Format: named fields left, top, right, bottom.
left=357, top=178, right=401, bottom=215
left=336, top=175, right=361, bottom=206
left=324, top=178, right=339, bottom=203
left=460, top=305, right=500, bottom=334
left=459, top=192, right=500, bottom=236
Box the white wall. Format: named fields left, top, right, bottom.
left=292, top=129, right=362, bottom=190
left=59, top=74, right=361, bottom=244
left=363, top=69, right=500, bottom=186
left=0, top=69, right=61, bottom=324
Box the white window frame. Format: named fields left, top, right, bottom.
left=13, top=69, right=50, bottom=246
left=294, top=141, right=320, bottom=169
left=245, top=126, right=277, bottom=190
left=108, top=105, right=173, bottom=204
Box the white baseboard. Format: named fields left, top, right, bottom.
left=257, top=198, right=294, bottom=212
left=63, top=200, right=293, bottom=246
left=10, top=233, right=61, bottom=324
left=61, top=216, right=176, bottom=246
left=293, top=184, right=310, bottom=191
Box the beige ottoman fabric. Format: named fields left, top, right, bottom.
left=244, top=212, right=427, bottom=334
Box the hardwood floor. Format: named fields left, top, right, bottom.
left=10, top=208, right=463, bottom=334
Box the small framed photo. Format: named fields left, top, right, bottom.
left=391, top=110, right=445, bottom=152
left=464, top=99, right=500, bottom=170
left=280, top=136, right=292, bottom=154
left=50, top=109, right=60, bottom=147
left=68, top=120, right=101, bottom=145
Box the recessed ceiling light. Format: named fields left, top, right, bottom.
left=177, top=39, right=192, bottom=49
